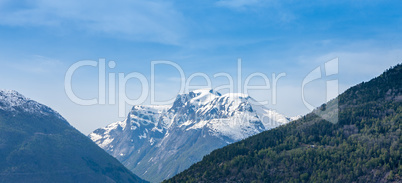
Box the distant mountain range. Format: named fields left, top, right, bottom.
left=0, top=90, right=147, bottom=183
left=5, top=64, right=398, bottom=183
left=90, top=89, right=296, bottom=182
left=166, top=64, right=402, bottom=182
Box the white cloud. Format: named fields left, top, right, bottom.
left=0, top=0, right=185, bottom=44
left=216, top=0, right=262, bottom=9
left=215, top=0, right=295, bottom=25
left=4, top=55, right=64, bottom=74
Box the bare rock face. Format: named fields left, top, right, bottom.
left=90, top=89, right=294, bottom=182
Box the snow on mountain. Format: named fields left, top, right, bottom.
left=189, top=88, right=221, bottom=105
left=0, top=89, right=28, bottom=107
left=0, top=90, right=147, bottom=182
left=0, top=89, right=64, bottom=120
left=89, top=89, right=296, bottom=182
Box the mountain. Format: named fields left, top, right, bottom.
left=89, top=89, right=293, bottom=182
left=0, top=90, right=147, bottom=183
left=166, top=64, right=402, bottom=183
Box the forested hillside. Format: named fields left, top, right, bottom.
left=166, top=64, right=402, bottom=183
left=0, top=90, right=147, bottom=183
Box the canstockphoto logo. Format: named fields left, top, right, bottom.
left=302, top=58, right=339, bottom=124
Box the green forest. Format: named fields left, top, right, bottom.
left=166, top=64, right=402, bottom=183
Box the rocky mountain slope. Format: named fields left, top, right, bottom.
left=90, top=89, right=293, bottom=182
left=0, top=90, right=147, bottom=183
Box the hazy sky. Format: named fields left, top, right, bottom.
left=0, top=0, right=401, bottom=134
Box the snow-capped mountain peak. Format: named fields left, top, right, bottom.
left=89, top=89, right=296, bottom=182
left=0, top=89, right=30, bottom=107
left=0, top=89, right=64, bottom=120
left=189, top=88, right=221, bottom=105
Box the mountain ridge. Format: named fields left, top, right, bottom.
left=166, top=64, right=402, bottom=182
left=0, top=90, right=147, bottom=183
left=90, top=88, right=295, bottom=182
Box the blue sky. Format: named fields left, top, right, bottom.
left=0, top=0, right=401, bottom=134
